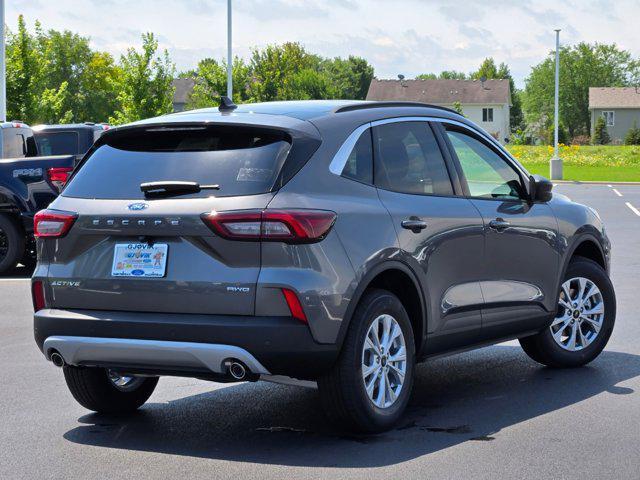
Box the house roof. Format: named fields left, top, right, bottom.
left=172, top=78, right=196, bottom=104
left=589, top=87, right=640, bottom=109
left=366, top=78, right=511, bottom=105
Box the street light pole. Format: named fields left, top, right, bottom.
left=550, top=29, right=562, bottom=180
left=226, top=0, right=233, bottom=100
left=0, top=0, right=6, bottom=121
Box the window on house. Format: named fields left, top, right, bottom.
left=482, top=108, right=494, bottom=123
left=603, top=111, right=615, bottom=127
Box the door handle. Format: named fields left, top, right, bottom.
left=401, top=219, right=427, bottom=233
left=489, top=218, right=511, bottom=230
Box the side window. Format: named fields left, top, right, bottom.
left=2, top=130, right=26, bottom=158
left=341, top=128, right=373, bottom=184
left=374, top=122, right=453, bottom=196
left=446, top=128, right=525, bottom=201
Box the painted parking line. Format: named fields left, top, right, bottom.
left=0, top=278, right=30, bottom=282
left=612, top=188, right=623, bottom=197
left=626, top=202, right=640, bottom=217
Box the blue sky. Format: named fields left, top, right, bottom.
left=7, top=0, right=640, bottom=87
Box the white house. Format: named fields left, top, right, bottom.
left=366, top=78, right=512, bottom=143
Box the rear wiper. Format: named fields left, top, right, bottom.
left=140, top=181, right=220, bottom=198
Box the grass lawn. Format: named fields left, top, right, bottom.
left=506, top=145, right=640, bottom=182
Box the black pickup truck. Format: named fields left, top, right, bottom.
left=0, top=122, right=74, bottom=273
left=32, top=122, right=110, bottom=164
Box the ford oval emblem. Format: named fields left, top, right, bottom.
left=128, top=203, right=148, bottom=211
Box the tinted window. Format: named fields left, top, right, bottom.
left=342, top=128, right=373, bottom=183
left=374, top=122, right=453, bottom=196
left=63, top=126, right=292, bottom=199
left=34, top=132, right=80, bottom=156
left=446, top=129, right=525, bottom=200
left=2, top=130, right=26, bottom=158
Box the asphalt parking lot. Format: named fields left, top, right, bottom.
left=1, top=183, right=639, bottom=480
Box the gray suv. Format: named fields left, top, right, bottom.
left=32, top=100, right=615, bottom=432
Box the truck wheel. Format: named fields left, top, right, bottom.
left=318, top=289, right=415, bottom=433
left=63, top=365, right=158, bottom=413
left=0, top=214, right=25, bottom=274
left=520, top=256, right=616, bottom=368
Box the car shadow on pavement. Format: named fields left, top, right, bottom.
left=63, top=345, right=640, bottom=468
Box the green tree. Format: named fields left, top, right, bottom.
left=79, top=52, right=121, bottom=122
left=592, top=116, right=610, bottom=145
left=6, top=15, right=43, bottom=123
left=524, top=43, right=636, bottom=139
left=452, top=101, right=464, bottom=116
left=322, top=56, right=374, bottom=99
left=186, top=57, right=251, bottom=109
left=416, top=71, right=467, bottom=80
left=110, top=33, right=175, bottom=124
left=625, top=122, right=640, bottom=145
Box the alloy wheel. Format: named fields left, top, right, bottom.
left=551, top=277, right=604, bottom=351
left=361, top=314, right=407, bottom=408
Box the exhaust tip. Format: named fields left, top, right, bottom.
left=228, top=361, right=247, bottom=380
left=50, top=351, right=65, bottom=368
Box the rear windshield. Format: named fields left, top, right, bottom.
left=62, top=126, right=292, bottom=199
left=35, top=132, right=80, bottom=155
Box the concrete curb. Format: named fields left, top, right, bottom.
left=552, top=180, right=640, bottom=186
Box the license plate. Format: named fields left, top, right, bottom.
left=111, top=243, right=168, bottom=278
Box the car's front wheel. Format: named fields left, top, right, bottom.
left=318, top=289, right=415, bottom=432
left=520, top=256, right=616, bottom=368
left=63, top=365, right=158, bottom=413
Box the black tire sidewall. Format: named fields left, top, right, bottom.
left=0, top=214, right=24, bottom=273
left=534, top=258, right=615, bottom=367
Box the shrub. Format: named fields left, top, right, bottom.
left=625, top=122, right=640, bottom=145
left=546, top=122, right=568, bottom=145
left=592, top=116, right=610, bottom=145
left=571, top=135, right=591, bottom=146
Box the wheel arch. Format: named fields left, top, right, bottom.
left=337, top=261, right=427, bottom=357
left=558, top=234, right=608, bottom=297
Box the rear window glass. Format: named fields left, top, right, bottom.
left=35, top=132, right=80, bottom=155
left=62, top=126, right=292, bottom=199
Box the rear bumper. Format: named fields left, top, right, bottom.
left=34, top=309, right=339, bottom=380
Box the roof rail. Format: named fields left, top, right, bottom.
left=334, top=101, right=459, bottom=115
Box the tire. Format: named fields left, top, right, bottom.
left=318, top=288, right=416, bottom=433
left=0, top=214, right=25, bottom=274
left=520, top=256, right=616, bottom=368
left=63, top=365, right=158, bottom=413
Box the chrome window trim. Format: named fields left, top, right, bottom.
left=329, top=116, right=528, bottom=180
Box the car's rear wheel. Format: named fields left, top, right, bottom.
left=63, top=365, right=158, bottom=413
left=0, top=214, right=24, bottom=274
left=520, top=256, right=615, bottom=368
left=318, top=289, right=415, bottom=433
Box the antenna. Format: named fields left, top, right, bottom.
left=219, top=96, right=238, bottom=112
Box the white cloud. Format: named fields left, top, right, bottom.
left=6, top=0, right=640, bottom=88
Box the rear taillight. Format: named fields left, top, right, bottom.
left=34, top=209, right=78, bottom=238
left=47, top=167, right=73, bottom=193
left=202, top=209, right=336, bottom=243
left=282, top=288, right=307, bottom=323
left=32, top=281, right=46, bottom=311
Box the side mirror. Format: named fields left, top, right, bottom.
left=530, top=174, right=553, bottom=203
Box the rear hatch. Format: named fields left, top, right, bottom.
left=44, top=119, right=320, bottom=316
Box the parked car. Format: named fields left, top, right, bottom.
left=32, top=100, right=616, bottom=432
left=32, top=123, right=110, bottom=164
left=0, top=121, right=74, bottom=273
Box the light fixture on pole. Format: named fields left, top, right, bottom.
left=550, top=29, right=562, bottom=180
left=226, top=0, right=233, bottom=101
